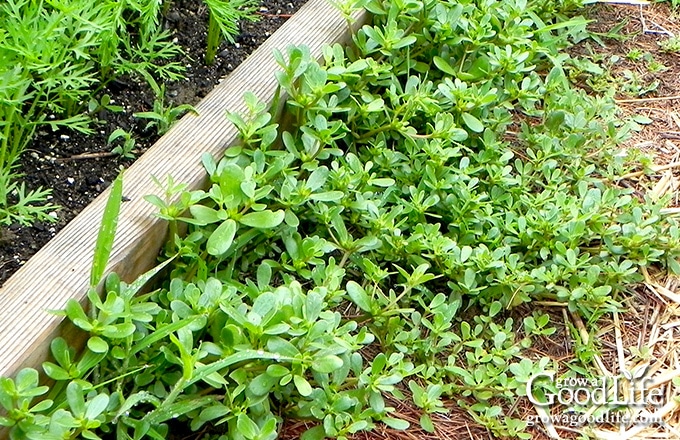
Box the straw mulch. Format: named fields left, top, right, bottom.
left=279, top=394, right=491, bottom=439
left=533, top=2, right=680, bottom=438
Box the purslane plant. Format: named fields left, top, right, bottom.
left=3, top=0, right=680, bottom=439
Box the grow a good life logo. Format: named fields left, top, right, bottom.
left=525, top=365, right=666, bottom=429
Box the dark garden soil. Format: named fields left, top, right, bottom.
left=0, top=0, right=306, bottom=286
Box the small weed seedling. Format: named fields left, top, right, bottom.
left=134, top=75, right=197, bottom=135
left=88, top=94, right=125, bottom=118
left=107, top=128, right=137, bottom=160
left=659, top=35, right=680, bottom=52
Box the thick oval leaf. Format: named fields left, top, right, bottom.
left=267, top=337, right=300, bottom=357
left=346, top=281, right=372, bottom=312
left=42, top=362, right=71, bottom=381
left=489, top=301, right=502, bottom=317
left=65, top=299, right=89, bottom=324
left=85, top=393, right=110, bottom=420
left=293, top=375, right=313, bottom=397
left=237, top=413, right=260, bottom=440
left=206, top=219, right=237, bottom=256
left=66, top=382, right=85, bottom=417
left=87, top=336, right=109, bottom=354
left=306, top=166, right=329, bottom=191
left=433, top=56, right=457, bottom=76
left=312, top=355, right=344, bottom=373
left=101, top=323, right=136, bottom=339
left=461, top=112, right=484, bottom=133
left=189, top=205, right=221, bottom=225
left=201, top=152, right=217, bottom=175
left=348, top=420, right=369, bottom=433
left=50, top=338, right=71, bottom=369
left=301, top=426, right=326, bottom=440
left=239, top=210, right=285, bottom=229
left=420, top=414, right=435, bottom=433
left=383, top=417, right=410, bottom=430
left=284, top=209, right=300, bottom=227
left=393, top=35, right=417, bottom=49
left=310, top=191, right=345, bottom=202
left=460, top=245, right=473, bottom=262
left=218, top=164, right=246, bottom=203
left=249, top=373, right=278, bottom=396
left=257, top=262, right=272, bottom=289
left=266, top=364, right=290, bottom=378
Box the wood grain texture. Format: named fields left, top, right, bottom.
left=0, top=0, right=367, bottom=380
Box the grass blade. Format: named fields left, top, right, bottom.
left=90, top=172, right=123, bottom=287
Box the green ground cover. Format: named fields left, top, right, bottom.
left=3, top=0, right=680, bottom=439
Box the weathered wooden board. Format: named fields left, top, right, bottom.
left=0, top=0, right=367, bottom=380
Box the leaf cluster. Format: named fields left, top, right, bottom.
left=4, top=0, right=680, bottom=438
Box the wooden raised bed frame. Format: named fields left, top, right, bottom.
left=0, top=0, right=367, bottom=380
